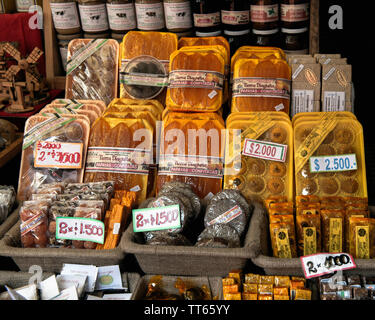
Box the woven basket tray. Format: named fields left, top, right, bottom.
left=0, top=220, right=126, bottom=273
left=120, top=204, right=264, bottom=277
left=248, top=204, right=375, bottom=276
left=0, top=204, right=21, bottom=240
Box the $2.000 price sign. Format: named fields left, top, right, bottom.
left=56, top=217, right=105, bottom=244
left=243, top=139, right=288, bottom=163
left=132, top=205, right=181, bottom=233
left=34, top=140, right=83, bottom=169
left=301, top=253, right=356, bottom=279
left=310, top=154, right=357, bottom=173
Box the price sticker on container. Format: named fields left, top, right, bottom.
left=34, top=140, right=83, bottom=169
left=309, top=154, right=357, bottom=173
left=243, top=139, right=288, bottom=163
left=132, top=205, right=181, bottom=233
left=56, top=217, right=105, bottom=244
left=301, top=253, right=356, bottom=279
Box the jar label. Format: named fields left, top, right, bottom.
left=221, top=10, right=250, bottom=26
left=17, top=0, right=35, bottom=12
left=281, top=3, right=309, bottom=22
left=106, top=3, right=136, bottom=31
left=164, top=1, right=192, bottom=30
left=50, top=2, right=80, bottom=30
left=193, top=12, right=221, bottom=27
left=135, top=2, right=165, bottom=30
left=78, top=3, right=109, bottom=32
left=250, top=4, right=279, bottom=23
left=85, top=146, right=151, bottom=175
left=232, top=77, right=291, bottom=99
left=169, top=70, right=224, bottom=90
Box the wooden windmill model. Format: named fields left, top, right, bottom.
left=0, top=44, right=10, bottom=108
left=1, top=43, right=48, bottom=113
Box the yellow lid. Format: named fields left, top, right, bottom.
left=292, top=111, right=357, bottom=127
left=294, top=114, right=367, bottom=198
left=227, top=112, right=291, bottom=126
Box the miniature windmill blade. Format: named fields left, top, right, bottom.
left=3, top=43, right=21, bottom=62
left=26, top=47, right=43, bottom=64
left=5, top=64, right=21, bottom=80
left=26, top=69, right=41, bottom=84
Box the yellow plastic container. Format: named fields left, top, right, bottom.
left=163, top=111, right=225, bottom=127
left=224, top=115, right=294, bottom=204
left=108, top=98, right=164, bottom=113
left=294, top=113, right=367, bottom=199
left=166, top=48, right=225, bottom=112
left=106, top=104, right=163, bottom=121
left=226, top=112, right=291, bottom=127
left=292, top=111, right=357, bottom=127
left=231, top=58, right=291, bottom=114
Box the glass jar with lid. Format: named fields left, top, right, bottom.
left=78, top=0, right=110, bottom=34
left=50, top=0, right=82, bottom=35
left=106, top=0, right=137, bottom=33
left=16, top=0, right=42, bottom=12
left=163, top=0, right=193, bottom=33
left=281, top=27, right=309, bottom=54
left=280, top=0, right=310, bottom=30
left=251, top=28, right=280, bottom=47
left=250, top=0, right=279, bottom=31
left=135, top=0, right=165, bottom=31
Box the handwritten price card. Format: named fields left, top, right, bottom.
left=243, top=139, right=288, bottom=163
left=34, top=140, right=83, bottom=169
left=132, top=205, right=181, bottom=233
left=56, top=217, right=105, bottom=244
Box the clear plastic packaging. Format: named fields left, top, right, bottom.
left=65, top=39, right=119, bottom=106
left=0, top=186, right=16, bottom=224
left=20, top=205, right=49, bottom=248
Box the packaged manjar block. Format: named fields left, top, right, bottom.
left=296, top=214, right=322, bottom=256
left=17, top=115, right=90, bottom=201
left=348, top=217, right=375, bottom=259
left=321, top=209, right=345, bottom=253
left=157, top=117, right=225, bottom=199
left=294, top=112, right=368, bottom=199
left=83, top=117, right=153, bottom=205
left=224, top=113, right=294, bottom=204
left=269, top=220, right=298, bottom=258
left=65, top=39, right=119, bottom=106
left=166, top=47, right=225, bottom=112
left=120, top=31, right=178, bottom=102
left=231, top=58, right=291, bottom=114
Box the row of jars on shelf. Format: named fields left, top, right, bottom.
left=50, top=0, right=310, bottom=38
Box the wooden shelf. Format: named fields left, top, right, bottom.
left=0, top=133, right=23, bottom=168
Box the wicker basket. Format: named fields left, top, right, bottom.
left=131, top=274, right=223, bottom=300
left=120, top=204, right=264, bottom=277
left=0, top=204, right=21, bottom=240
left=248, top=204, right=375, bottom=276
left=0, top=271, right=141, bottom=300
left=0, top=220, right=126, bottom=273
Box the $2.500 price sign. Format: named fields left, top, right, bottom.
left=132, top=205, right=181, bottom=233
left=34, top=140, right=83, bottom=169
left=310, top=154, right=357, bottom=173
left=56, top=217, right=105, bottom=244
left=243, top=139, right=288, bottom=163
left=301, top=253, right=356, bottom=279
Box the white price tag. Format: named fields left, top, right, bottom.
left=132, top=205, right=181, bottom=233
left=301, top=253, right=356, bottom=279
left=56, top=217, right=105, bottom=244
left=310, top=154, right=357, bottom=173
left=34, top=140, right=83, bottom=169
left=243, top=139, right=288, bottom=163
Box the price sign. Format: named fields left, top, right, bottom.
left=243, top=139, right=287, bottom=163
left=301, top=253, right=356, bottom=279
left=310, top=154, right=357, bottom=173
left=132, top=205, right=181, bottom=233
left=34, top=140, right=83, bottom=169
left=56, top=217, right=105, bottom=244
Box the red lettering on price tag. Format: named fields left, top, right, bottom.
left=243, top=139, right=288, bottom=163
left=34, top=140, right=83, bottom=169
left=132, top=205, right=181, bottom=233
left=56, top=217, right=105, bottom=244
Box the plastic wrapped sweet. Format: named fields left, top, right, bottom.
left=83, top=117, right=153, bottom=205
left=72, top=207, right=102, bottom=250
left=269, top=218, right=298, bottom=258
left=348, top=217, right=375, bottom=259
left=51, top=99, right=107, bottom=114
left=120, top=31, right=178, bottom=103
left=166, top=47, right=225, bottom=112
left=321, top=209, right=345, bottom=253
left=195, top=224, right=241, bottom=248
left=296, top=214, right=322, bottom=256
left=107, top=98, right=164, bottom=119
left=20, top=204, right=49, bottom=248
left=0, top=186, right=16, bottom=224
left=231, top=58, right=291, bottom=113
left=48, top=206, right=76, bottom=247
left=17, top=115, right=90, bottom=202
left=157, top=117, right=225, bottom=199
left=294, top=113, right=368, bottom=198
left=224, top=114, right=294, bottom=204
left=146, top=233, right=192, bottom=246
left=65, top=39, right=119, bottom=106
